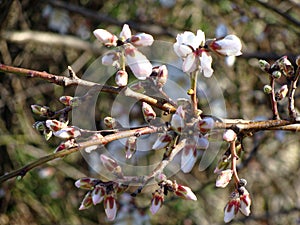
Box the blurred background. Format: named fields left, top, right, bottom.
left=0, top=0, right=300, bottom=224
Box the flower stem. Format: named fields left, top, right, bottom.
left=269, top=76, right=280, bottom=120
left=288, top=66, right=300, bottom=120
left=189, top=71, right=199, bottom=117
left=230, top=141, right=240, bottom=186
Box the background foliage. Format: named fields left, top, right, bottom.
left=0, top=0, right=299, bottom=224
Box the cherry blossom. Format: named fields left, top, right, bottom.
left=208, top=35, right=242, bottom=56
left=173, top=30, right=213, bottom=77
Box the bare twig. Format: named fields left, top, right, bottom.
left=288, top=66, right=300, bottom=120
left=230, top=141, right=240, bottom=186
left=269, top=76, right=280, bottom=120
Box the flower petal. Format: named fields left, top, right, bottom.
left=200, top=51, right=213, bottom=77
left=182, top=53, right=198, bottom=73
left=119, top=24, right=132, bottom=40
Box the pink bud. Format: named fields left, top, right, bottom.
left=104, top=116, right=117, bottom=129
left=181, top=139, right=197, bottom=173
left=54, top=139, right=75, bottom=153
left=224, top=197, right=240, bottom=223
left=46, top=119, right=68, bottom=132
left=104, top=195, right=117, bottom=221
left=92, top=185, right=105, bottom=205
left=277, top=55, right=294, bottom=77
left=93, top=29, right=117, bottom=47
left=59, top=96, right=73, bottom=106
left=171, top=106, right=185, bottom=133
left=223, top=129, right=237, bottom=142
left=175, top=185, right=197, bottom=201
left=152, top=133, right=172, bottom=150
left=119, top=24, right=132, bottom=40
left=275, top=84, right=288, bottom=101
left=100, top=154, right=123, bottom=177
left=142, top=102, right=156, bottom=123
left=125, top=136, right=137, bottom=159
left=79, top=192, right=93, bottom=210
left=156, top=65, right=168, bottom=88
left=198, top=117, right=214, bottom=133
left=115, top=70, right=128, bottom=87
left=209, top=35, right=242, bottom=56
left=75, top=177, right=98, bottom=190
left=53, top=127, right=81, bottom=139
left=239, top=187, right=251, bottom=216
left=102, top=51, right=120, bottom=66
left=150, top=191, right=164, bottom=215
left=125, top=45, right=152, bottom=79
left=131, top=33, right=154, bottom=46
left=216, top=169, right=233, bottom=188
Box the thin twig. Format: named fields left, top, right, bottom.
left=288, top=66, right=300, bottom=120
left=230, top=141, right=240, bottom=186
left=269, top=76, right=280, bottom=120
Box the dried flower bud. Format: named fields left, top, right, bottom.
left=258, top=59, right=270, bottom=72
left=277, top=56, right=294, bottom=78
left=174, top=184, right=197, bottom=201
left=272, top=71, right=281, bottom=79
left=104, top=194, right=117, bottom=221
left=125, top=136, right=137, bottom=159
left=79, top=191, right=93, bottom=210
left=142, top=102, right=156, bottom=123
left=216, top=169, right=233, bottom=188
left=152, top=133, right=172, bottom=150
left=100, top=154, right=123, bottom=177
left=223, top=129, right=237, bottom=142
left=150, top=190, right=164, bottom=215
left=263, top=85, right=272, bottom=94
left=115, top=70, right=128, bottom=87
left=31, top=105, right=51, bottom=116
left=198, top=117, right=214, bottom=133
left=275, top=84, right=288, bottom=101
left=75, top=177, right=99, bottom=190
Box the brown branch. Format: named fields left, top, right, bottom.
left=0, top=64, right=177, bottom=113
left=288, top=66, right=300, bottom=120
left=230, top=141, right=240, bottom=186
left=0, top=125, right=163, bottom=184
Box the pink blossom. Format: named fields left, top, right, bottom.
left=119, top=24, right=131, bottom=40
left=142, top=102, right=156, bottom=122
left=198, top=117, right=215, bottom=133
left=209, top=35, right=242, bottom=56
left=150, top=191, right=164, bottom=215
left=93, top=29, right=118, bottom=47
left=53, top=127, right=81, bottom=139
left=115, top=70, right=128, bottom=87
left=239, top=187, right=251, bottom=216
left=181, top=139, right=197, bottom=173
left=223, top=129, right=237, bottom=142
left=75, top=177, right=98, bottom=190
left=104, top=195, right=117, bottom=221
left=196, top=136, right=209, bottom=150
left=224, top=197, right=240, bottom=223
left=131, top=33, right=154, bottom=46
left=45, top=119, right=68, bottom=132
left=152, top=133, right=172, bottom=150
left=216, top=169, right=233, bottom=188
left=175, top=185, right=197, bottom=201
left=170, top=106, right=185, bottom=133
left=173, top=30, right=213, bottom=77
left=102, top=51, right=120, bottom=67
left=92, top=185, right=105, bottom=205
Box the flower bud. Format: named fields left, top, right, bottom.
left=54, top=139, right=75, bottom=153
left=263, top=85, right=272, bottom=94
left=59, top=96, right=73, bottom=106
left=152, top=133, right=172, bottom=150
left=174, top=184, right=197, bottom=201
left=92, top=185, right=105, bottom=205
left=115, top=70, right=128, bottom=86
left=142, top=102, right=156, bottom=123
left=100, top=154, right=123, bottom=177
left=277, top=56, right=294, bottom=78
left=45, top=119, right=68, bottom=132
left=272, top=71, right=281, bottom=79
left=104, top=116, right=116, bottom=129
left=75, top=177, right=99, bottom=190
left=223, top=129, right=237, bottom=142
left=224, top=196, right=240, bottom=223
left=156, top=65, right=168, bottom=88
left=239, top=187, right=251, bottom=216
left=215, top=169, right=233, bottom=188
left=53, top=127, right=81, bottom=139
left=171, top=106, right=185, bottom=133
left=198, top=117, right=214, bottom=133
left=104, top=194, right=117, bottom=221
left=258, top=59, right=270, bottom=72
left=31, top=105, right=51, bottom=116
left=130, top=33, right=154, bottom=46
left=150, top=190, right=164, bottom=215
left=93, top=29, right=118, bottom=47
left=275, top=84, right=288, bottom=101
left=125, top=136, right=137, bottom=159
left=208, top=35, right=242, bottom=56
left=79, top=191, right=93, bottom=210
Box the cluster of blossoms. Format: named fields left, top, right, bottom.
left=30, top=24, right=248, bottom=223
